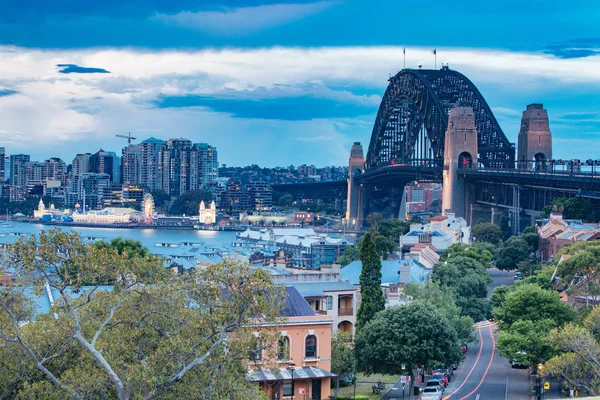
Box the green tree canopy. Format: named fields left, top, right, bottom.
left=495, top=236, right=531, bottom=271
left=496, top=319, right=557, bottom=366
left=471, top=223, right=502, bottom=244
left=541, top=197, right=600, bottom=222
left=355, top=301, right=461, bottom=394
left=150, top=189, right=170, bottom=208
left=94, top=237, right=151, bottom=259
left=337, top=244, right=360, bottom=267
left=492, top=283, right=575, bottom=329
left=331, top=331, right=355, bottom=380
left=276, top=193, right=294, bottom=207
left=0, top=229, right=282, bottom=400
left=169, top=190, right=213, bottom=216
left=366, top=213, right=383, bottom=234
left=440, top=243, right=493, bottom=265
left=356, top=233, right=385, bottom=331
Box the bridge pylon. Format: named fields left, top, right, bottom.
left=442, top=107, right=478, bottom=219
left=345, top=142, right=365, bottom=228
left=517, top=104, right=552, bottom=171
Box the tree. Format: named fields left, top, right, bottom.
left=94, top=237, right=151, bottom=259
left=520, top=232, right=540, bottom=253
left=471, top=222, right=502, bottom=244
left=455, top=297, right=491, bottom=322
left=169, top=190, right=213, bottom=216
left=150, top=189, right=170, bottom=208
left=276, top=193, right=294, bottom=207
left=440, top=243, right=493, bottom=265
left=356, top=233, right=385, bottom=331
left=497, top=319, right=557, bottom=367
left=366, top=213, right=383, bottom=234
left=495, top=237, right=530, bottom=270
left=331, top=331, right=355, bottom=380
left=0, top=229, right=282, bottom=400
left=541, top=197, right=599, bottom=222
left=337, top=245, right=360, bottom=267
left=544, top=323, right=600, bottom=395
left=492, top=284, right=575, bottom=329
left=355, top=302, right=461, bottom=397
left=489, top=285, right=513, bottom=309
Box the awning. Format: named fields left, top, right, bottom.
left=247, top=366, right=336, bottom=382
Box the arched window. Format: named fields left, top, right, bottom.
left=305, top=335, right=317, bottom=358
left=278, top=336, right=290, bottom=361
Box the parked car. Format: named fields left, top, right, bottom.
left=425, top=378, right=444, bottom=392
left=431, top=373, right=448, bottom=387
left=511, top=350, right=529, bottom=368
left=421, top=386, right=442, bottom=400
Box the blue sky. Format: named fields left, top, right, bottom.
left=0, top=0, right=599, bottom=166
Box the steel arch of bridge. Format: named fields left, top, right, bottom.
left=366, top=67, right=515, bottom=170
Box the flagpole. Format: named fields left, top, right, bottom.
left=403, top=47, right=406, bottom=69
left=434, top=48, right=437, bottom=69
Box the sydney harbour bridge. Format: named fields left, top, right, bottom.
left=275, top=66, right=600, bottom=233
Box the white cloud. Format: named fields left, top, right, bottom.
left=154, top=2, right=339, bottom=34
left=0, top=44, right=599, bottom=165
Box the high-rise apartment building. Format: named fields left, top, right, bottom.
left=42, top=158, right=67, bottom=184
left=140, top=138, right=164, bottom=192
left=121, top=144, right=142, bottom=186
left=0, top=147, right=5, bottom=183
left=195, top=143, right=218, bottom=187
left=9, top=154, right=30, bottom=186
left=71, top=153, right=92, bottom=176
left=158, top=138, right=199, bottom=196
left=90, top=150, right=121, bottom=184
left=246, top=181, right=273, bottom=211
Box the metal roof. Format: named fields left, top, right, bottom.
left=247, top=366, right=336, bottom=382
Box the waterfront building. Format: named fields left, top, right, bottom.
left=400, top=212, right=470, bottom=252
left=70, top=173, right=111, bottom=210
left=219, top=178, right=248, bottom=212
left=237, top=228, right=352, bottom=269
left=72, top=207, right=139, bottom=224
left=247, top=286, right=335, bottom=400
left=539, top=212, right=600, bottom=261
left=199, top=200, right=217, bottom=225
left=122, top=186, right=144, bottom=207
left=246, top=181, right=273, bottom=211
left=121, top=144, right=142, bottom=186
left=158, top=138, right=199, bottom=196
left=90, top=149, right=121, bottom=184
left=195, top=142, right=218, bottom=187
left=140, top=137, right=164, bottom=191
left=9, top=154, right=30, bottom=186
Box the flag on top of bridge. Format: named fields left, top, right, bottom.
left=433, top=48, right=436, bottom=55
left=403, top=47, right=405, bottom=54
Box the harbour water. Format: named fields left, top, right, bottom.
left=0, top=222, right=237, bottom=256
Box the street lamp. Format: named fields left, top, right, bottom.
left=287, top=363, right=296, bottom=400
left=537, top=363, right=544, bottom=400
left=401, top=364, right=406, bottom=399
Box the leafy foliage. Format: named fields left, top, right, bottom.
left=169, top=190, right=213, bottom=216
left=150, top=189, right=170, bottom=208
left=541, top=197, right=600, bottom=222
left=331, top=331, right=355, bottom=380
left=495, top=236, right=531, bottom=271
left=471, top=223, right=502, bottom=244
left=496, top=319, right=557, bottom=366
left=356, top=233, right=385, bottom=331
left=0, top=229, right=282, bottom=400
left=355, top=302, right=461, bottom=385
left=337, top=245, right=360, bottom=267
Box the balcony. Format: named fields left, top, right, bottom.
left=338, top=307, right=354, bottom=316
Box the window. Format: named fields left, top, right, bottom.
left=305, top=335, right=317, bottom=358
left=282, top=380, right=293, bottom=396
left=278, top=336, right=290, bottom=361
left=249, top=338, right=262, bottom=362
left=327, top=296, right=333, bottom=310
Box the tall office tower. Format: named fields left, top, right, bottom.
left=9, top=154, right=31, bottom=186
left=121, top=144, right=142, bottom=186
left=0, top=147, right=5, bottom=183
left=71, top=153, right=92, bottom=176
left=140, top=137, right=164, bottom=192
left=157, top=138, right=199, bottom=196
left=195, top=143, right=218, bottom=187
left=42, top=158, right=67, bottom=184
left=90, top=149, right=121, bottom=184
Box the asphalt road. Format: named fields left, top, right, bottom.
left=487, top=268, right=515, bottom=297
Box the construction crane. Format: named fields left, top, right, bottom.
left=116, top=132, right=136, bottom=144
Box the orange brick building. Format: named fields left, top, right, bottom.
left=247, top=286, right=335, bottom=400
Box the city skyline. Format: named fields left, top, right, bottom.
left=1, top=0, right=599, bottom=166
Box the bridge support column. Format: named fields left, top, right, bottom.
left=517, top=104, right=552, bottom=170
left=346, top=142, right=365, bottom=228
left=442, top=107, right=478, bottom=219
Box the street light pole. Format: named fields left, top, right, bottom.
left=288, top=363, right=296, bottom=400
